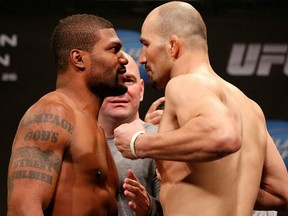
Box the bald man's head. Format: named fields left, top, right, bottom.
left=123, top=52, right=141, bottom=81
left=143, top=1, right=207, bottom=49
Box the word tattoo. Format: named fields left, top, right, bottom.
left=20, top=112, right=74, bottom=134
left=25, top=130, right=58, bottom=143
left=11, top=170, right=53, bottom=184
left=10, top=146, right=61, bottom=184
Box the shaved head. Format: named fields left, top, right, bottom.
left=123, top=52, right=141, bottom=81
left=143, top=1, right=207, bottom=49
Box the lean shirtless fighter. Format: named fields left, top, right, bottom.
left=114, top=2, right=288, bottom=216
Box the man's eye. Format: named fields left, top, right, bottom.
left=112, top=46, right=121, bottom=53
left=125, top=78, right=134, bottom=83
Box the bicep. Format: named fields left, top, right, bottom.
left=8, top=142, right=62, bottom=202
left=164, top=78, right=240, bottom=158
left=166, top=79, right=238, bottom=133
left=8, top=106, right=73, bottom=211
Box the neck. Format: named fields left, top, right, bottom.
left=56, top=75, right=102, bottom=116
left=171, top=50, right=211, bottom=78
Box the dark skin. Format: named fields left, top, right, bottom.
left=7, top=27, right=128, bottom=216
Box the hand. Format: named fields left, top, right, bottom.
left=114, top=119, right=146, bottom=159
left=123, top=170, right=150, bottom=216
left=144, top=97, right=165, bottom=126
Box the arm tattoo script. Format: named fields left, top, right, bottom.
left=24, top=130, right=59, bottom=143
left=8, top=146, right=61, bottom=200
left=20, top=113, right=74, bottom=134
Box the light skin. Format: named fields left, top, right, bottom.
left=145, top=97, right=280, bottom=216
left=7, top=14, right=128, bottom=216
left=114, top=2, right=288, bottom=216
left=99, top=53, right=144, bottom=134
left=99, top=53, right=157, bottom=216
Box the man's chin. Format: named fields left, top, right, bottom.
left=91, top=84, right=127, bottom=100
left=112, top=84, right=128, bottom=96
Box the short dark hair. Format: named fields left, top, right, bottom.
left=50, top=14, right=114, bottom=72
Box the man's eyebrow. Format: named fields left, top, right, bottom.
left=109, top=40, right=122, bottom=47
left=125, top=74, right=137, bottom=79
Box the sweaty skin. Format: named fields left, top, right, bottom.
left=114, top=2, right=288, bottom=216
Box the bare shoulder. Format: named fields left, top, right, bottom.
left=7, top=91, right=76, bottom=208
left=28, top=91, right=76, bottom=115
left=227, top=81, right=265, bottom=120
left=247, top=97, right=266, bottom=121
left=163, top=74, right=221, bottom=125
left=166, top=73, right=218, bottom=91
left=165, top=73, right=219, bottom=105
left=17, top=91, right=76, bottom=147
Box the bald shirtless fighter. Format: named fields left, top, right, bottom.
left=114, top=2, right=288, bottom=216
left=7, top=14, right=128, bottom=216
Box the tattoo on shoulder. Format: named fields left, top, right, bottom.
left=24, top=130, right=59, bottom=143
left=20, top=113, right=74, bottom=134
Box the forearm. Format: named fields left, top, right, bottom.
left=136, top=125, right=240, bottom=162
left=257, top=135, right=288, bottom=210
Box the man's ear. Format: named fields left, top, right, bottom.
left=70, top=49, right=85, bottom=70
left=139, top=79, right=145, bottom=101
left=169, top=35, right=180, bottom=59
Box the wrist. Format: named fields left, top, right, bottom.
left=130, top=131, right=146, bottom=158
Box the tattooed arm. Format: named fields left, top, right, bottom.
left=7, top=96, right=74, bottom=215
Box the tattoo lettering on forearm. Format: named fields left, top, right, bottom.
left=20, top=113, right=74, bottom=134
left=24, top=130, right=58, bottom=143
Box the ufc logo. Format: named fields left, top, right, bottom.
left=227, top=43, right=288, bottom=76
